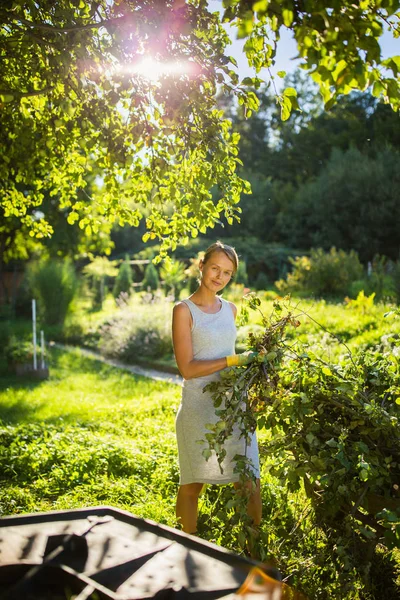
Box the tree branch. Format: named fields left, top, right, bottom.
left=1, top=14, right=127, bottom=34
left=0, top=87, right=53, bottom=98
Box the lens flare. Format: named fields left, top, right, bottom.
left=119, top=57, right=196, bottom=81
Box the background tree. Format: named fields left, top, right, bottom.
left=277, top=146, right=400, bottom=261
left=142, top=262, right=160, bottom=292
left=83, top=256, right=118, bottom=309
left=28, top=259, right=78, bottom=325
left=159, top=260, right=186, bottom=300
left=113, top=255, right=133, bottom=299
left=0, top=1, right=398, bottom=255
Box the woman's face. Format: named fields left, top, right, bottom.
left=200, top=251, right=235, bottom=292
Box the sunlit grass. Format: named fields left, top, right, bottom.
left=0, top=347, right=181, bottom=523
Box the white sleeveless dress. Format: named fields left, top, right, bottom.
left=175, top=297, right=260, bottom=485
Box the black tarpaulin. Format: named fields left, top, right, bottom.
left=0, top=505, right=277, bottom=599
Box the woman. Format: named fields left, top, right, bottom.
left=172, top=241, right=261, bottom=534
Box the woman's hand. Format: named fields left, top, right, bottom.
left=226, top=351, right=258, bottom=367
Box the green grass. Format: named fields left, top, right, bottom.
left=0, top=347, right=181, bottom=524
left=1, top=296, right=400, bottom=599
left=235, top=294, right=400, bottom=359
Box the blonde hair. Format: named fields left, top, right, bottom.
left=202, top=241, right=239, bottom=274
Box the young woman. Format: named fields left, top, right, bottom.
left=172, top=241, right=261, bottom=534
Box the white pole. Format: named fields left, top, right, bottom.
left=32, top=299, right=37, bottom=370
left=40, top=330, right=45, bottom=369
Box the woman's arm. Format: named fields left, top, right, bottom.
left=172, top=302, right=228, bottom=380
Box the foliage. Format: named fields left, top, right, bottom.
left=184, top=253, right=201, bottom=294
left=276, top=247, right=364, bottom=298
left=235, top=260, right=248, bottom=286
left=0, top=347, right=180, bottom=523
left=113, top=255, right=133, bottom=299
left=212, top=89, right=400, bottom=266
left=4, top=337, right=35, bottom=364
left=254, top=271, right=270, bottom=291
left=83, top=256, right=118, bottom=309
left=2, top=304, right=400, bottom=597
left=159, top=260, right=186, bottom=301
left=142, top=262, right=160, bottom=292
left=28, top=258, right=77, bottom=325
left=99, top=292, right=172, bottom=360
left=365, top=255, right=398, bottom=302
left=1, top=1, right=399, bottom=253
left=276, top=147, right=400, bottom=262
left=204, top=294, right=400, bottom=596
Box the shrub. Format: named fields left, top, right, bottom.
left=254, top=271, right=270, bottom=291
left=366, top=256, right=397, bottom=302
left=276, top=247, right=364, bottom=298
left=28, top=259, right=78, bottom=325
left=393, top=260, right=400, bottom=304
left=0, top=321, right=11, bottom=357
left=4, top=337, right=34, bottom=364
left=159, top=260, right=186, bottom=301
left=113, top=255, right=133, bottom=299
left=99, top=295, right=172, bottom=360
left=83, top=256, right=119, bottom=310
left=235, top=260, right=248, bottom=286
left=142, top=262, right=159, bottom=291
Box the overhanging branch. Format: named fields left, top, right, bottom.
left=0, top=87, right=53, bottom=98
left=0, top=14, right=127, bottom=34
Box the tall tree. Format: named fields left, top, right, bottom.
left=1, top=1, right=399, bottom=254
left=277, top=146, right=400, bottom=261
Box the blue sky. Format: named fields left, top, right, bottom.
left=208, top=0, right=400, bottom=82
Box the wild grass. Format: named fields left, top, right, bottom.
left=1, top=293, right=399, bottom=599
left=0, top=347, right=181, bottom=524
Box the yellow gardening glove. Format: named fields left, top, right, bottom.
left=226, top=350, right=258, bottom=367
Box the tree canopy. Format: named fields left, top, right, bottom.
left=1, top=0, right=399, bottom=255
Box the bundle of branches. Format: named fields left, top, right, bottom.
left=203, top=295, right=400, bottom=577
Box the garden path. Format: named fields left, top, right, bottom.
left=53, top=343, right=182, bottom=386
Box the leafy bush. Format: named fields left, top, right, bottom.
left=83, top=256, right=119, bottom=309
left=142, top=262, right=159, bottom=291
left=393, top=260, right=400, bottom=304
left=99, top=293, right=172, bottom=360
left=276, top=247, right=364, bottom=297
left=205, top=297, right=400, bottom=597
left=159, top=260, right=186, bottom=300
left=113, top=255, right=133, bottom=299
left=4, top=337, right=35, bottom=364
left=235, top=260, right=248, bottom=285
left=28, top=259, right=78, bottom=325
left=0, top=322, right=11, bottom=357
left=254, top=271, right=270, bottom=291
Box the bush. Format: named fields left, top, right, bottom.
left=99, top=294, right=172, bottom=360
left=0, top=321, right=11, bottom=357
left=4, top=337, right=35, bottom=364
left=235, top=261, right=248, bottom=286
left=393, top=260, right=400, bottom=304
left=159, top=260, right=186, bottom=301
left=142, top=262, right=159, bottom=291
left=113, top=255, right=133, bottom=299
left=254, top=271, right=270, bottom=291
left=28, top=259, right=78, bottom=325
left=276, top=247, right=364, bottom=298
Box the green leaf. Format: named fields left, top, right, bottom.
left=283, top=87, right=297, bottom=97
left=280, top=95, right=292, bottom=121
left=282, top=9, right=294, bottom=27
left=0, top=94, right=14, bottom=103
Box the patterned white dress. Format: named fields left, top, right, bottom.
left=175, top=297, right=260, bottom=485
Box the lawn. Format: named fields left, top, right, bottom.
left=1, top=298, right=400, bottom=599
left=0, top=347, right=181, bottom=525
